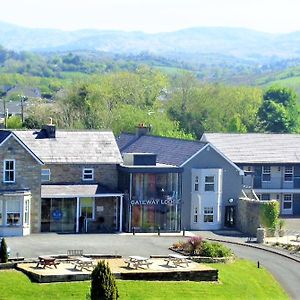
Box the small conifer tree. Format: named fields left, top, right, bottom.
left=0, top=238, right=8, bottom=263
left=90, top=260, right=119, bottom=300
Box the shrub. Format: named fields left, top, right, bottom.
left=89, top=260, right=119, bottom=300
left=187, top=236, right=203, bottom=255
left=260, top=200, right=280, bottom=236
left=172, top=241, right=186, bottom=250
left=0, top=238, right=8, bottom=263
left=201, top=241, right=232, bottom=258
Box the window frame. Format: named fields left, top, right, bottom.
left=262, top=166, right=271, bottom=182
left=283, top=194, right=293, bottom=210
left=193, top=206, right=198, bottom=223
left=203, top=207, right=214, bottom=223
left=261, top=193, right=270, bottom=201
left=3, top=159, right=15, bottom=183
left=6, top=199, right=21, bottom=226
left=82, top=168, right=94, bottom=181
left=194, top=176, right=199, bottom=191
left=204, top=176, right=215, bottom=192
left=284, top=166, right=293, bottom=182
left=41, top=169, right=51, bottom=182
left=24, top=199, right=30, bottom=225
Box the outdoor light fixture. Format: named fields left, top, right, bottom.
left=228, top=198, right=234, bottom=203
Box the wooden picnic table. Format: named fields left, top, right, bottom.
left=125, top=256, right=152, bottom=269
left=36, top=256, right=59, bottom=269
left=73, top=257, right=94, bottom=271
left=165, top=254, right=190, bottom=267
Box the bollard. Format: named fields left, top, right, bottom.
left=183, top=227, right=186, bottom=237
left=132, top=227, right=135, bottom=235
left=257, top=261, right=260, bottom=268
left=158, top=226, right=161, bottom=236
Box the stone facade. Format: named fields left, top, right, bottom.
left=0, top=137, right=41, bottom=233
left=43, top=164, right=118, bottom=189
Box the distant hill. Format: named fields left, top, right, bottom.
left=2, top=21, right=300, bottom=64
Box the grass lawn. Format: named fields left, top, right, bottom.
left=0, top=259, right=288, bottom=300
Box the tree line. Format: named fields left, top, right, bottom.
left=6, top=68, right=300, bottom=139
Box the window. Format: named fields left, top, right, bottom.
left=82, top=168, right=94, bottom=181
left=0, top=200, right=2, bottom=225
left=284, top=166, right=293, bottom=182
left=283, top=194, right=292, bottom=210
left=261, top=194, right=270, bottom=201
left=262, top=166, right=271, bottom=182
left=194, top=176, right=199, bottom=191
left=6, top=200, right=21, bottom=225
left=24, top=199, right=30, bottom=225
left=204, top=207, right=214, bottom=223
left=193, top=206, right=198, bottom=223
left=41, top=169, right=51, bottom=182
left=204, top=176, right=215, bottom=191
left=3, top=160, right=15, bottom=183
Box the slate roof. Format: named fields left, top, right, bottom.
left=202, top=133, right=300, bottom=164
left=117, top=133, right=207, bottom=167
left=12, top=130, right=123, bottom=164
left=0, top=130, right=11, bottom=144
left=41, top=184, right=122, bottom=198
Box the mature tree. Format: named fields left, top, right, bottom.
left=257, top=86, right=300, bottom=133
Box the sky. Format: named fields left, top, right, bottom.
left=1, top=0, right=300, bottom=33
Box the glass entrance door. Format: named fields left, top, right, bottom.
left=80, top=198, right=94, bottom=232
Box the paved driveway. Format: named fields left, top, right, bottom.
left=5, top=233, right=189, bottom=259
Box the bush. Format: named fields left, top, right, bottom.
left=260, top=200, right=280, bottom=236
left=187, top=236, right=203, bottom=255
left=201, top=241, right=232, bottom=258
left=0, top=238, right=8, bottom=263
left=89, top=260, right=119, bottom=300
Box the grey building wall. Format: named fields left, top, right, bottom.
left=43, top=164, right=118, bottom=190
left=181, top=145, right=242, bottom=229
left=0, top=137, right=41, bottom=232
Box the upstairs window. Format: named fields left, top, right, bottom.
left=284, top=166, right=293, bottom=182
left=41, top=169, right=51, bottom=182
left=82, top=168, right=94, bottom=181
left=3, top=160, right=15, bottom=183
left=262, top=166, right=271, bottom=182
left=194, top=176, right=199, bottom=191
left=204, top=176, right=215, bottom=191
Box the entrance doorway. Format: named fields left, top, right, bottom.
left=79, top=197, right=94, bottom=233
left=224, top=206, right=235, bottom=227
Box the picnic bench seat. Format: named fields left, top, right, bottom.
left=164, top=254, right=191, bottom=267
left=36, top=256, right=60, bottom=269
left=124, top=256, right=152, bottom=269
left=73, top=257, right=94, bottom=271
left=67, top=250, right=83, bottom=262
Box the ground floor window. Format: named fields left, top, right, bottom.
left=24, top=199, right=30, bottom=225
left=283, top=194, right=293, bottom=210
left=193, top=206, right=198, bottom=223
left=203, top=207, right=214, bottom=223
left=130, top=203, right=180, bottom=232
left=6, top=200, right=21, bottom=225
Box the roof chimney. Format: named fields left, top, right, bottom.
left=38, top=118, right=56, bottom=139
left=136, top=123, right=151, bottom=137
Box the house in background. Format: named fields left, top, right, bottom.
left=202, top=133, right=300, bottom=216
left=117, top=125, right=243, bottom=232
left=0, top=124, right=123, bottom=236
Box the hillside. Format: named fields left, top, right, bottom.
left=2, top=21, right=300, bottom=64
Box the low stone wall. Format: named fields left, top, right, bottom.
left=120, top=269, right=218, bottom=282
left=191, top=256, right=234, bottom=264
left=236, top=197, right=269, bottom=236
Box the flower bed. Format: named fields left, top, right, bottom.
left=171, top=236, right=234, bottom=263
